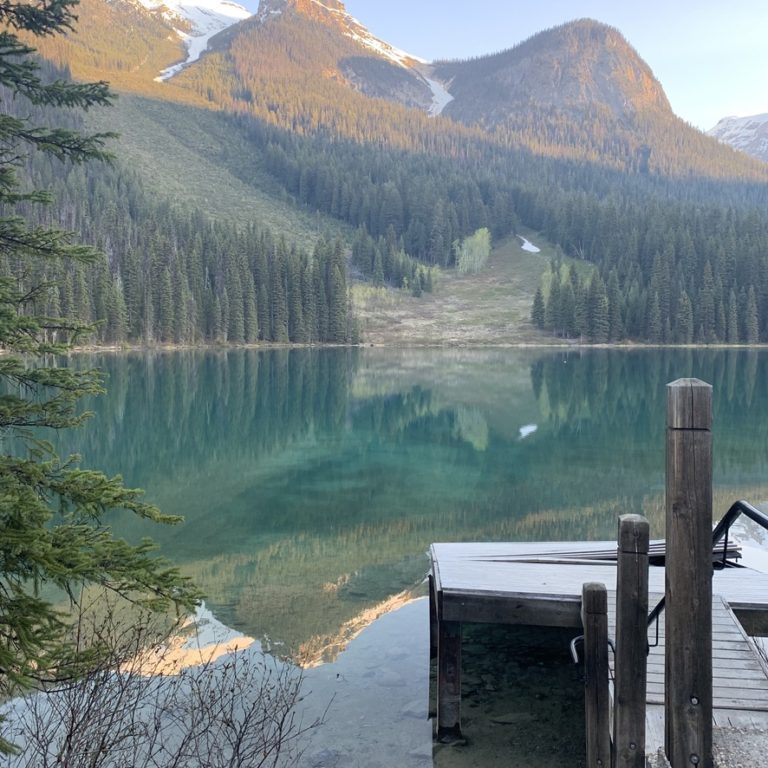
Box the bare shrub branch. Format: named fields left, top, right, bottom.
left=1, top=600, right=322, bottom=768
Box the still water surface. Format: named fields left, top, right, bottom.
left=56, top=348, right=768, bottom=766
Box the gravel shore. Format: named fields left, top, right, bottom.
left=646, top=727, right=768, bottom=768
left=713, top=726, right=768, bottom=768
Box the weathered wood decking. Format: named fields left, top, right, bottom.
left=428, top=540, right=768, bottom=751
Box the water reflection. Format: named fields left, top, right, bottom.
left=55, top=348, right=768, bottom=659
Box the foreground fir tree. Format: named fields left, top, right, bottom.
left=0, top=0, right=198, bottom=749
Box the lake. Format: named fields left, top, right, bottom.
left=53, top=348, right=768, bottom=766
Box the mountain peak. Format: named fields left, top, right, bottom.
left=434, top=18, right=670, bottom=128
left=256, top=0, right=425, bottom=68
left=708, top=113, right=768, bottom=163
left=257, top=0, right=346, bottom=20
left=530, top=19, right=671, bottom=115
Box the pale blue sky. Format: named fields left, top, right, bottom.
left=247, top=1, right=768, bottom=130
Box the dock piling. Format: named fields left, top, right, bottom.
left=436, top=620, right=462, bottom=742
left=665, top=379, right=713, bottom=768
left=614, top=514, right=650, bottom=768
left=582, top=582, right=611, bottom=768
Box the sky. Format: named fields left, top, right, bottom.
left=244, top=0, right=768, bottom=131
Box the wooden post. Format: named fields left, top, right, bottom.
left=429, top=573, right=438, bottom=660
left=582, top=582, right=610, bottom=768
left=666, top=379, right=713, bottom=768
left=428, top=574, right=438, bottom=719
left=614, top=514, right=650, bottom=768
left=436, top=620, right=463, bottom=743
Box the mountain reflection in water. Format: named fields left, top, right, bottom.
left=54, top=348, right=768, bottom=662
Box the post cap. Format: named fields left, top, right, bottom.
left=667, top=379, right=712, bottom=430
left=582, top=582, right=608, bottom=614
left=618, top=514, right=650, bottom=553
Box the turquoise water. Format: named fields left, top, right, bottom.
left=49, top=347, right=768, bottom=766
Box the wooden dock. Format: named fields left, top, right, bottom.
left=428, top=540, right=768, bottom=751
left=428, top=380, right=768, bottom=767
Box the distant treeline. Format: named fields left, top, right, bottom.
left=4, top=86, right=356, bottom=346
left=531, top=199, right=768, bottom=344
left=242, top=106, right=768, bottom=344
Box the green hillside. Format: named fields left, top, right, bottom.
left=87, top=94, right=347, bottom=250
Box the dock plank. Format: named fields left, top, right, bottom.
left=429, top=540, right=768, bottom=753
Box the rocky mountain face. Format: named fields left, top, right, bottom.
left=434, top=19, right=671, bottom=127
left=708, top=114, right=768, bottom=163
left=31, top=0, right=768, bottom=181
left=249, top=0, right=445, bottom=113
left=255, top=0, right=419, bottom=66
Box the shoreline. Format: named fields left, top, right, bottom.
left=63, top=340, right=768, bottom=354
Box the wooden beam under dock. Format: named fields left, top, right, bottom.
left=428, top=540, right=768, bottom=753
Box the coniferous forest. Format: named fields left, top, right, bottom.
left=15, top=2, right=768, bottom=346
left=4, top=80, right=354, bottom=346
left=15, top=74, right=768, bottom=346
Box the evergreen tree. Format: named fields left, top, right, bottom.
left=287, top=248, right=305, bottom=342
left=697, top=263, right=717, bottom=343
left=587, top=273, right=609, bottom=342
left=225, top=259, right=245, bottom=343
left=647, top=292, right=662, bottom=343
left=0, top=0, right=197, bottom=737
left=560, top=281, right=576, bottom=337
left=325, top=239, right=348, bottom=343
left=573, top=272, right=588, bottom=340
left=253, top=242, right=270, bottom=338
left=675, top=290, right=693, bottom=344
left=531, top=287, right=545, bottom=328
left=726, top=289, right=739, bottom=344
left=607, top=270, right=624, bottom=341
left=158, top=266, right=174, bottom=342
left=545, top=275, right=562, bottom=335
left=372, top=248, right=384, bottom=286
left=301, top=256, right=317, bottom=341
left=269, top=239, right=289, bottom=342
left=243, top=272, right=259, bottom=343
left=746, top=285, right=759, bottom=344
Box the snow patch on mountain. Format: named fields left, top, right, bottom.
left=304, top=0, right=426, bottom=67
left=300, top=1, right=458, bottom=117
left=707, top=113, right=768, bottom=163
left=138, top=0, right=251, bottom=81
left=344, top=25, right=426, bottom=67
left=334, top=9, right=459, bottom=118
left=518, top=236, right=541, bottom=253
left=421, top=73, right=454, bottom=116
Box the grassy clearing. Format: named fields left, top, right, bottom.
left=88, top=95, right=347, bottom=250
left=354, top=228, right=563, bottom=345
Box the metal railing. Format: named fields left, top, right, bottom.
left=647, top=500, right=768, bottom=631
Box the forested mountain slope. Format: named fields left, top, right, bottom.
left=439, top=19, right=671, bottom=122
left=19, top=0, right=768, bottom=345
left=4, top=75, right=355, bottom=346
left=433, top=19, right=764, bottom=179
left=30, top=0, right=187, bottom=98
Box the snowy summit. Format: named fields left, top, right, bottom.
left=306, top=0, right=455, bottom=116
left=256, top=0, right=454, bottom=117
left=707, top=113, right=768, bottom=164
left=138, top=0, right=252, bottom=81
